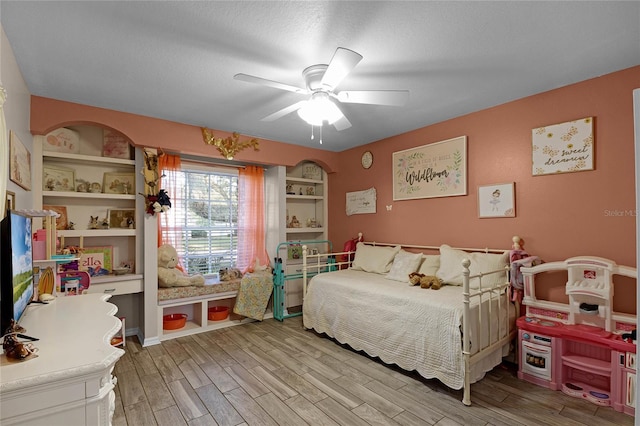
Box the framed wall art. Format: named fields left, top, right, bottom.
left=393, top=136, right=467, bottom=201
left=103, top=172, right=135, bottom=194
left=4, top=190, right=15, bottom=217
left=9, top=131, right=32, bottom=190
left=102, top=129, right=131, bottom=159
left=79, top=246, right=113, bottom=276
left=43, top=127, right=80, bottom=154
left=42, top=205, right=69, bottom=230
left=107, top=208, right=135, bottom=229
left=43, top=165, right=75, bottom=192
left=478, top=183, right=515, bottom=218
left=532, top=117, right=594, bottom=176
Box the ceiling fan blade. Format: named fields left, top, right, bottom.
left=336, top=90, right=409, bottom=106
left=320, top=47, right=363, bottom=90
left=333, top=115, right=352, bottom=131
left=234, top=73, right=307, bottom=94
left=261, top=101, right=307, bottom=122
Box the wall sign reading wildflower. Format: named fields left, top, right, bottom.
left=392, top=136, right=467, bottom=201
left=532, top=117, right=594, bottom=176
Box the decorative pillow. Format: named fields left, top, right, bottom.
left=351, top=242, right=401, bottom=274
left=385, top=250, right=424, bottom=282
left=436, top=245, right=509, bottom=288
left=418, top=255, right=440, bottom=276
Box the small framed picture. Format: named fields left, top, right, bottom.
left=301, top=163, right=322, bottom=180
left=79, top=246, right=113, bottom=276
left=10, top=131, right=32, bottom=191
left=5, top=190, right=16, bottom=213
left=108, top=208, right=135, bottom=229
left=43, top=127, right=80, bottom=154
left=103, top=129, right=131, bottom=159
left=42, top=205, right=69, bottom=230
left=43, top=165, right=75, bottom=192
left=478, top=183, right=515, bottom=218
left=103, top=172, right=135, bottom=194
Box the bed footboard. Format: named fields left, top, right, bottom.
left=461, top=259, right=516, bottom=405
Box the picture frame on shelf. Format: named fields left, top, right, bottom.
left=301, top=163, right=322, bottom=180
left=42, top=205, right=69, bottom=230
left=5, top=190, right=15, bottom=213
left=477, top=182, right=516, bottom=218
left=103, top=172, right=135, bottom=194
left=43, top=127, right=80, bottom=154
left=9, top=131, right=32, bottom=191
left=102, top=129, right=131, bottom=159
left=79, top=246, right=113, bottom=276
left=108, top=208, right=135, bottom=229
left=43, top=165, right=75, bottom=192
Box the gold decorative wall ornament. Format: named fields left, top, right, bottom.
left=201, top=128, right=259, bottom=160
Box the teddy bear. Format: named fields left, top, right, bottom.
left=157, top=244, right=205, bottom=288
left=408, top=272, right=443, bottom=289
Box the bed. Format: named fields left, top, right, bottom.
left=300, top=238, right=518, bottom=405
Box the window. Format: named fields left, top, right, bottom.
left=163, top=164, right=238, bottom=275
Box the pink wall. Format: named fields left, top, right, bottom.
left=328, top=66, right=639, bottom=313
left=30, top=67, right=639, bottom=313
left=30, top=96, right=339, bottom=172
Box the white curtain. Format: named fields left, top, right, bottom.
left=0, top=86, right=7, bottom=216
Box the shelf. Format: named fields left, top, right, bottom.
left=286, top=227, right=325, bottom=233
left=286, top=177, right=323, bottom=185
left=286, top=194, right=323, bottom=200
left=91, top=273, right=143, bottom=284
left=562, top=354, right=612, bottom=375
left=43, top=190, right=136, bottom=200
left=44, top=151, right=135, bottom=166
left=59, top=229, right=136, bottom=237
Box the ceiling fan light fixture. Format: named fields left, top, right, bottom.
left=297, top=91, right=343, bottom=126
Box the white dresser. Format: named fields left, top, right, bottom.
left=0, top=294, right=124, bottom=425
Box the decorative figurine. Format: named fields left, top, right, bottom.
left=88, top=216, right=99, bottom=229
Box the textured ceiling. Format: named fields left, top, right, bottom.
left=2, top=1, right=639, bottom=152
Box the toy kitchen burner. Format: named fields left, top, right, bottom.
left=517, top=256, right=636, bottom=416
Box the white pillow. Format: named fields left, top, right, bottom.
left=418, top=255, right=440, bottom=276
left=351, top=242, right=401, bottom=274
left=436, top=244, right=509, bottom=288
left=385, top=250, right=424, bottom=282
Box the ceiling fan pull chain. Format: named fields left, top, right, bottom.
left=319, top=124, right=323, bottom=144
left=311, top=125, right=314, bottom=141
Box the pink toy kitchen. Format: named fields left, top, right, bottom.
left=517, top=256, right=636, bottom=416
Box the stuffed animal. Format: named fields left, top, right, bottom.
left=157, top=244, right=205, bottom=288
left=219, top=267, right=243, bottom=281
left=408, top=272, right=443, bottom=289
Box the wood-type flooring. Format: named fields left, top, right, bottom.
left=113, top=316, right=634, bottom=425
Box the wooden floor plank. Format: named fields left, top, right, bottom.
left=195, top=383, right=244, bottom=426
left=284, top=394, right=339, bottom=426
left=140, top=373, right=177, bottom=412
left=154, top=404, right=188, bottom=426
left=223, top=387, right=279, bottom=426
left=254, top=392, right=308, bottom=426
left=124, top=400, right=158, bottom=426
left=167, top=378, right=209, bottom=421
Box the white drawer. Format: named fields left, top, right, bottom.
left=285, top=264, right=304, bottom=275
left=85, top=278, right=143, bottom=295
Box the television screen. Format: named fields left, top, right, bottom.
left=1, top=210, right=34, bottom=334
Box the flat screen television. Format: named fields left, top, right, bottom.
left=0, top=210, right=34, bottom=334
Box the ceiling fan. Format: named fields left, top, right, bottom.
left=234, top=47, right=409, bottom=139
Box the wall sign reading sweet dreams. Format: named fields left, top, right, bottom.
left=392, top=136, right=467, bottom=200
left=532, top=117, right=594, bottom=176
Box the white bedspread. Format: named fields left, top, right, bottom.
left=302, top=269, right=507, bottom=389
